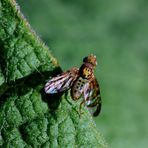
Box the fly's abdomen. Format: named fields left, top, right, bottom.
left=71, top=77, right=88, bottom=101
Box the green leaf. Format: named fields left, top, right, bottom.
left=0, top=0, right=107, bottom=147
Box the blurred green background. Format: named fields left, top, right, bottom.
left=17, top=0, right=148, bottom=147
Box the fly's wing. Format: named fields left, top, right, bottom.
left=84, top=77, right=101, bottom=117
left=44, top=68, right=79, bottom=94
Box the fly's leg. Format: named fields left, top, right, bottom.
left=65, top=92, right=81, bottom=116
left=79, top=99, right=85, bottom=117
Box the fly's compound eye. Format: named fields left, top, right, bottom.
left=83, top=57, right=88, bottom=63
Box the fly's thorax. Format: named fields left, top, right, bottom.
left=71, top=77, right=88, bottom=100
left=79, top=64, right=94, bottom=80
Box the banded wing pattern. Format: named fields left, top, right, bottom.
left=84, top=78, right=101, bottom=117
left=45, top=68, right=79, bottom=94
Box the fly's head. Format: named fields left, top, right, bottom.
left=83, top=54, right=97, bottom=68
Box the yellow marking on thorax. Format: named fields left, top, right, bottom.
left=83, top=67, right=91, bottom=78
